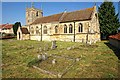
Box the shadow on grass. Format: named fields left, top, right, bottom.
left=104, top=42, right=120, bottom=60
left=104, top=42, right=120, bottom=77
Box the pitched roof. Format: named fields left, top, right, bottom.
left=20, top=28, right=30, bottom=34
left=0, top=24, right=13, bottom=29
left=31, top=13, right=64, bottom=24
left=31, top=7, right=94, bottom=25
left=61, top=7, right=94, bottom=22
left=109, top=33, right=120, bottom=40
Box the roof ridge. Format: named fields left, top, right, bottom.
left=65, top=6, right=94, bottom=14
left=31, top=6, right=95, bottom=25
left=37, top=6, right=94, bottom=19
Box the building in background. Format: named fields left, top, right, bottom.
left=26, top=3, right=43, bottom=25
left=0, top=23, right=14, bottom=34
left=19, top=3, right=101, bottom=44
left=29, top=6, right=100, bottom=43
left=17, top=26, right=30, bottom=40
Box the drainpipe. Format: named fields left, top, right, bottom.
left=73, top=22, right=75, bottom=42
left=41, top=24, right=42, bottom=41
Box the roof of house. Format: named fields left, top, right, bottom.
left=0, top=24, right=13, bottom=29
left=109, top=33, right=120, bottom=40
left=20, top=28, right=30, bottom=34
left=31, top=6, right=94, bottom=25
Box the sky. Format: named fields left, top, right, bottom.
left=1, top=2, right=119, bottom=26
left=118, top=1, right=120, bottom=22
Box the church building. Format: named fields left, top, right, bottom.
left=18, top=3, right=101, bottom=43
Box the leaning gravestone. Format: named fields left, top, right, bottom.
left=52, top=59, right=56, bottom=64
left=38, top=54, right=42, bottom=60
left=67, top=47, right=72, bottom=50
left=39, top=47, right=42, bottom=52
left=51, top=40, right=57, bottom=49
left=44, top=53, right=48, bottom=59
left=44, top=44, right=49, bottom=51
left=76, top=58, right=80, bottom=61
left=42, top=54, right=46, bottom=60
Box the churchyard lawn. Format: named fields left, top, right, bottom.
left=2, top=39, right=119, bottom=78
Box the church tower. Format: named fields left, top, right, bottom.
left=26, top=3, right=43, bottom=25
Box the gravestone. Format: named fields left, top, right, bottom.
left=38, top=54, right=42, bottom=60
left=42, top=54, right=46, bottom=60
left=52, top=59, right=56, bottom=64
left=57, top=73, right=62, bottom=78
left=44, top=53, right=48, bottom=59
left=44, top=44, right=49, bottom=51
left=67, top=47, right=72, bottom=50
left=39, top=47, right=42, bottom=52
left=76, top=58, right=80, bottom=61
left=51, top=40, right=57, bottom=49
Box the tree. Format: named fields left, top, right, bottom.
left=13, top=22, right=21, bottom=35
left=98, top=1, right=120, bottom=39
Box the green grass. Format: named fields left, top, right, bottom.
left=2, top=39, right=119, bottom=78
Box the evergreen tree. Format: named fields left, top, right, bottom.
left=98, top=1, right=120, bottom=39
left=13, top=22, right=21, bottom=35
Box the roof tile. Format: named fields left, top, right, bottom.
left=21, top=28, right=30, bottom=34
left=31, top=7, right=94, bottom=25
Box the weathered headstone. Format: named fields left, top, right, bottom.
left=51, top=40, right=57, bottom=49
left=44, top=53, right=48, bottom=59
left=76, top=58, right=80, bottom=61
left=44, top=44, right=49, bottom=51
left=42, top=54, right=46, bottom=60
left=38, top=54, right=42, bottom=60
left=39, top=47, right=42, bottom=52
left=67, top=47, right=72, bottom=50
left=52, top=59, right=56, bottom=64
left=57, top=73, right=62, bottom=78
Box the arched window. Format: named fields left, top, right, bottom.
left=78, top=23, right=83, bottom=32
left=55, top=25, right=58, bottom=33
left=95, top=13, right=97, bottom=19
left=36, top=11, right=39, bottom=17
left=36, top=26, right=39, bottom=35
left=64, top=24, right=67, bottom=33
left=31, top=27, right=34, bottom=34
left=43, top=26, right=47, bottom=34
left=69, top=24, right=73, bottom=33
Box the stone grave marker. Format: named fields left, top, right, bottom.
left=39, top=47, right=42, bottom=52
left=44, top=44, right=49, bottom=51
left=76, top=58, right=80, bottom=61
left=51, top=40, right=57, bottom=49
left=44, top=53, right=48, bottom=59
left=42, top=54, right=46, bottom=60
left=67, top=47, right=72, bottom=50
left=38, top=54, right=42, bottom=60
left=52, top=59, right=56, bottom=64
